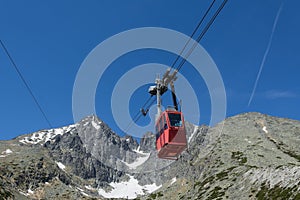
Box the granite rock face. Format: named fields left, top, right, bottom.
left=0, top=112, right=299, bottom=199
left=146, top=112, right=300, bottom=200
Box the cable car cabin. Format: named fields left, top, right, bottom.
left=155, top=109, right=187, bottom=160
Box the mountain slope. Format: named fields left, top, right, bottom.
left=147, top=112, right=300, bottom=200
left=0, top=112, right=299, bottom=199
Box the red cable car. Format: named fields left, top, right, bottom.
left=155, top=108, right=187, bottom=160
left=144, top=68, right=188, bottom=160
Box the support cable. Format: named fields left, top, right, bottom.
left=125, top=0, right=229, bottom=133
left=0, top=40, right=52, bottom=128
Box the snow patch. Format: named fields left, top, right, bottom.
left=92, top=121, right=100, bottom=130
left=262, top=126, right=268, bottom=134
left=19, top=191, right=28, bottom=196
left=98, top=175, right=161, bottom=199
left=121, top=147, right=150, bottom=169
left=83, top=122, right=89, bottom=126
left=76, top=187, right=84, bottom=192
left=85, top=185, right=96, bottom=191
left=4, top=149, right=13, bottom=154
left=56, top=161, right=66, bottom=170
left=133, top=146, right=149, bottom=155
left=81, top=192, right=90, bottom=197
left=19, top=124, right=77, bottom=145
left=121, top=154, right=150, bottom=170
left=170, top=177, right=177, bottom=185
left=244, top=138, right=252, bottom=144
left=188, top=125, right=199, bottom=143
left=54, top=128, right=64, bottom=135
left=0, top=149, right=13, bottom=157
left=27, top=189, right=34, bottom=194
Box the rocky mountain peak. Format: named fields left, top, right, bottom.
left=1, top=112, right=299, bottom=199
left=139, top=132, right=156, bottom=152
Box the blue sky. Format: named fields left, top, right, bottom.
left=0, top=0, right=299, bottom=140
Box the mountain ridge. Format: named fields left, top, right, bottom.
left=0, top=112, right=299, bottom=199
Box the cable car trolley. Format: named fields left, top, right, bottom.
left=144, top=68, right=187, bottom=160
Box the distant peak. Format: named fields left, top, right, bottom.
left=78, top=114, right=104, bottom=124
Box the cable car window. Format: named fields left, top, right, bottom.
left=158, top=116, right=164, bottom=136
left=168, top=113, right=182, bottom=127
left=163, top=114, right=168, bottom=130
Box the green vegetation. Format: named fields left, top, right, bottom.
left=194, top=175, right=215, bottom=199
left=0, top=188, right=13, bottom=200
left=215, top=166, right=237, bottom=182
left=269, top=137, right=300, bottom=162
left=246, top=165, right=258, bottom=169
left=194, top=165, right=238, bottom=199
left=240, top=157, right=247, bottom=164
left=231, top=151, right=243, bottom=159
left=207, top=186, right=225, bottom=200
left=148, top=191, right=163, bottom=199
left=255, top=182, right=299, bottom=200
left=275, top=165, right=283, bottom=169
left=231, top=151, right=247, bottom=165
left=194, top=175, right=215, bottom=190
left=284, top=150, right=300, bottom=162
left=216, top=171, right=228, bottom=180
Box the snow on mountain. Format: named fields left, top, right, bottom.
left=56, top=161, right=66, bottom=170
left=0, top=149, right=13, bottom=157
left=4, top=149, right=13, bottom=154
left=91, top=121, right=100, bottom=130
left=169, top=177, right=177, bottom=186
left=27, top=189, right=34, bottom=194
left=19, top=124, right=77, bottom=145
left=2, top=112, right=299, bottom=199
left=122, top=153, right=150, bottom=169
left=121, top=147, right=151, bottom=170
left=133, top=146, right=148, bottom=155
left=262, top=126, right=268, bottom=133
left=188, top=125, right=199, bottom=143
left=121, top=156, right=150, bottom=170
left=98, top=175, right=161, bottom=199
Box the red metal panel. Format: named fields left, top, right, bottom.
left=155, top=110, right=187, bottom=160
